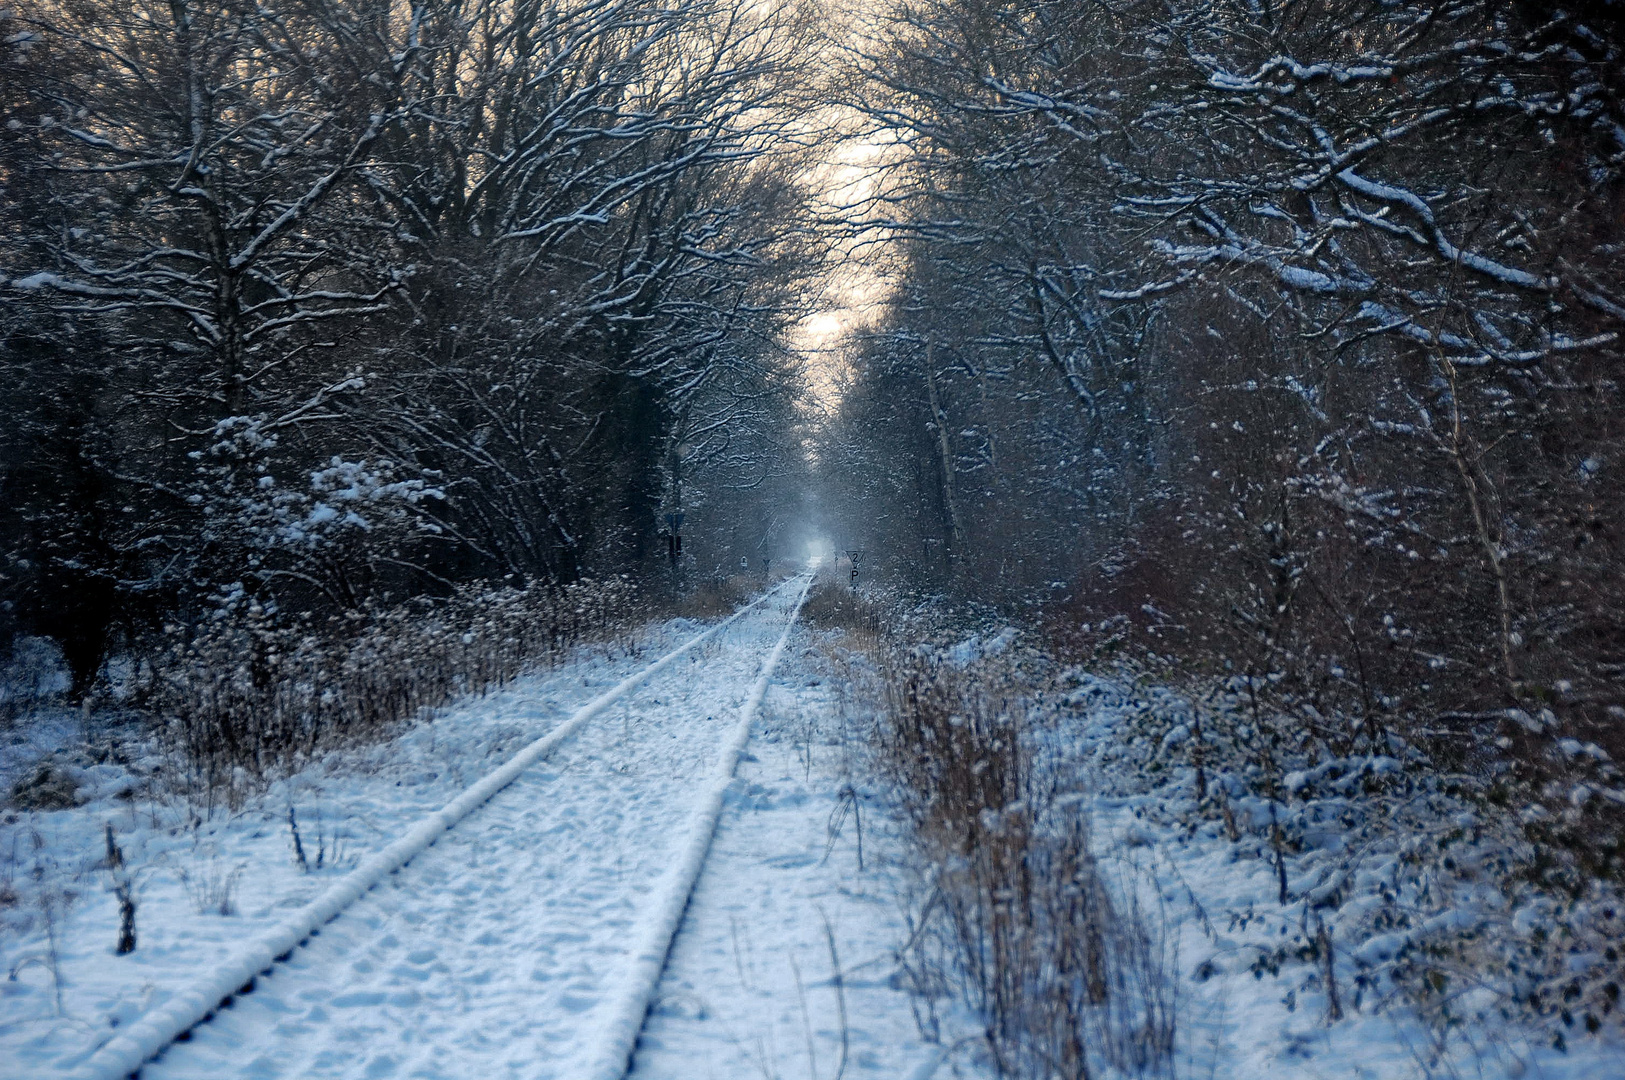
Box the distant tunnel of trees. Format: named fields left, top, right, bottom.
left=5, top=0, right=1625, bottom=782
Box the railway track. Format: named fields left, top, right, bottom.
left=74, top=574, right=813, bottom=1080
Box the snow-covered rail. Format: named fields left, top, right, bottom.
left=70, top=577, right=808, bottom=1080
left=585, top=572, right=813, bottom=1080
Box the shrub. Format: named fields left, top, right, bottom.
left=153, top=577, right=638, bottom=799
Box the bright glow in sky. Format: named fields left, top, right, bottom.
left=790, top=123, right=896, bottom=416
left=779, top=8, right=907, bottom=418
left=801, top=311, right=845, bottom=343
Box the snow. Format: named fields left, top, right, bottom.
left=582, top=574, right=812, bottom=1080
left=0, top=708, right=80, bottom=801
left=56, top=582, right=793, bottom=1080
left=1277, top=265, right=1341, bottom=292
left=944, top=626, right=1017, bottom=668
left=1054, top=674, right=1625, bottom=1080
left=2, top=575, right=968, bottom=1080
left=630, top=642, right=987, bottom=1079
left=0, top=594, right=746, bottom=1071
left=124, top=606, right=777, bottom=1078
left=16, top=579, right=1619, bottom=1080
left=1336, top=167, right=1549, bottom=289
left=1086, top=793, right=1625, bottom=1079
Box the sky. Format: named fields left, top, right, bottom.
left=790, top=100, right=897, bottom=413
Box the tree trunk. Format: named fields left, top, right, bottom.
left=924, top=337, right=966, bottom=579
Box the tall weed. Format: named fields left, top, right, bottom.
left=876, top=646, right=1176, bottom=1078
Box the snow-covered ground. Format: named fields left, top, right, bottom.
left=1057, top=673, right=1625, bottom=1080
left=16, top=584, right=1612, bottom=1080
left=631, top=650, right=979, bottom=1080
left=1083, top=804, right=1625, bottom=1079
left=2, top=579, right=973, bottom=1080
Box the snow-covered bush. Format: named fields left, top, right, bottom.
left=185, top=413, right=447, bottom=612
left=152, top=576, right=638, bottom=800
left=846, top=570, right=1625, bottom=1066
left=0, top=637, right=71, bottom=724
left=1080, top=659, right=1625, bottom=1055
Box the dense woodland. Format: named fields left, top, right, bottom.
left=797, top=5, right=1625, bottom=1066
left=822, top=0, right=1625, bottom=868
left=1, top=0, right=821, bottom=706
left=5, top=0, right=1622, bottom=861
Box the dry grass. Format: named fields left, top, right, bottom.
left=799, top=581, right=883, bottom=651
left=871, top=644, right=1176, bottom=1079
left=673, top=574, right=759, bottom=619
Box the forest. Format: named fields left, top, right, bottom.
left=2, top=0, right=824, bottom=773
left=813, top=3, right=1625, bottom=1070
left=826, top=0, right=1625, bottom=875
left=3, top=0, right=1625, bottom=1077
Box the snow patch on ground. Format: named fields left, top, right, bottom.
left=943, top=627, right=1016, bottom=670
left=2, top=580, right=971, bottom=1080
